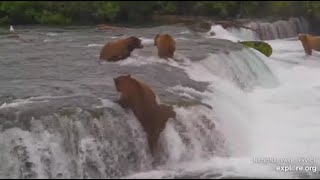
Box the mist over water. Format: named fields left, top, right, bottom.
left=1, top=17, right=320, bottom=179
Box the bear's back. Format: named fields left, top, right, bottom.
left=130, top=78, right=158, bottom=108
left=155, top=34, right=176, bottom=58
left=157, top=34, right=175, bottom=46
left=100, top=39, right=129, bottom=61
left=307, top=35, right=320, bottom=51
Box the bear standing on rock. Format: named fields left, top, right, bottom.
left=113, top=75, right=176, bottom=155
left=100, top=36, right=143, bottom=62
left=298, top=33, right=320, bottom=56
left=154, top=34, right=176, bottom=59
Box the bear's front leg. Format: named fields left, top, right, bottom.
left=116, top=98, right=129, bottom=108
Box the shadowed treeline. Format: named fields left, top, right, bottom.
left=0, top=1, right=319, bottom=26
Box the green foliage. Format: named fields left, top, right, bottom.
left=36, top=11, right=71, bottom=25
left=97, top=2, right=120, bottom=22
left=237, top=1, right=265, bottom=18
left=116, top=1, right=154, bottom=22
left=270, top=1, right=295, bottom=17
left=239, top=41, right=273, bottom=57
left=0, top=1, right=36, bottom=24
left=154, top=1, right=177, bottom=14
left=306, top=1, right=320, bottom=17
left=0, top=1, right=317, bottom=25
left=0, top=16, right=9, bottom=24
left=191, top=1, right=234, bottom=17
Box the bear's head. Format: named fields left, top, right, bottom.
left=298, top=33, right=312, bottom=55
left=154, top=34, right=160, bottom=46
left=113, top=74, right=133, bottom=92
left=298, top=33, right=307, bottom=42
left=126, top=36, right=143, bottom=51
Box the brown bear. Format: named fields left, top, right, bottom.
left=154, top=34, right=176, bottom=59
left=113, top=75, right=176, bottom=155
left=298, top=33, right=320, bottom=56
left=100, top=36, right=143, bottom=61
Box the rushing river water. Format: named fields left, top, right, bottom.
left=0, top=17, right=320, bottom=179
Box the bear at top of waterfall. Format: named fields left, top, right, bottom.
left=154, top=34, right=176, bottom=60
left=100, top=36, right=143, bottom=62
left=298, top=33, right=320, bottom=56
left=113, top=74, right=176, bottom=155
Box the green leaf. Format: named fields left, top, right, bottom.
left=239, top=41, right=273, bottom=57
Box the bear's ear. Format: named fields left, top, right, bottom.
left=299, top=33, right=307, bottom=37
left=128, top=36, right=139, bottom=43
left=125, top=74, right=131, bottom=78
left=299, top=34, right=308, bottom=41
left=128, top=36, right=137, bottom=40
left=154, top=34, right=160, bottom=45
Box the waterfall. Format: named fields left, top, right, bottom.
left=0, top=97, right=153, bottom=178
left=248, top=17, right=309, bottom=40
left=0, top=43, right=279, bottom=178
left=192, top=49, right=278, bottom=91
left=4, top=23, right=316, bottom=179
left=213, top=17, right=310, bottom=41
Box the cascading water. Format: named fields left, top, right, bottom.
left=210, top=17, right=309, bottom=41
left=250, top=17, right=309, bottom=40
left=195, top=18, right=320, bottom=179
left=0, top=97, right=153, bottom=179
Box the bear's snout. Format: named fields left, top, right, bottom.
left=138, top=44, right=144, bottom=48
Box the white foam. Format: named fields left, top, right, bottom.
left=179, top=31, right=191, bottom=34
left=157, top=34, right=320, bottom=178
left=161, top=119, right=186, bottom=164
left=46, top=33, right=58, bottom=36
left=140, top=37, right=154, bottom=45
left=176, top=37, right=189, bottom=41
left=227, top=27, right=258, bottom=41
left=116, top=55, right=165, bottom=66
left=0, top=127, right=72, bottom=178
left=87, top=43, right=104, bottom=47
left=0, top=100, right=33, bottom=109
left=242, top=38, right=320, bottom=177
left=102, top=53, right=186, bottom=68
left=43, top=38, right=54, bottom=42
left=167, top=85, right=204, bottom=100
left=96, top=98, right=117, bottom=108
left=206, top=25, right=241, bottom=42
left=0, top=95, right=79, bottom=109
left=160, top=105, right=227, bottom=164
left=0, top=98, right=49, bottom=109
